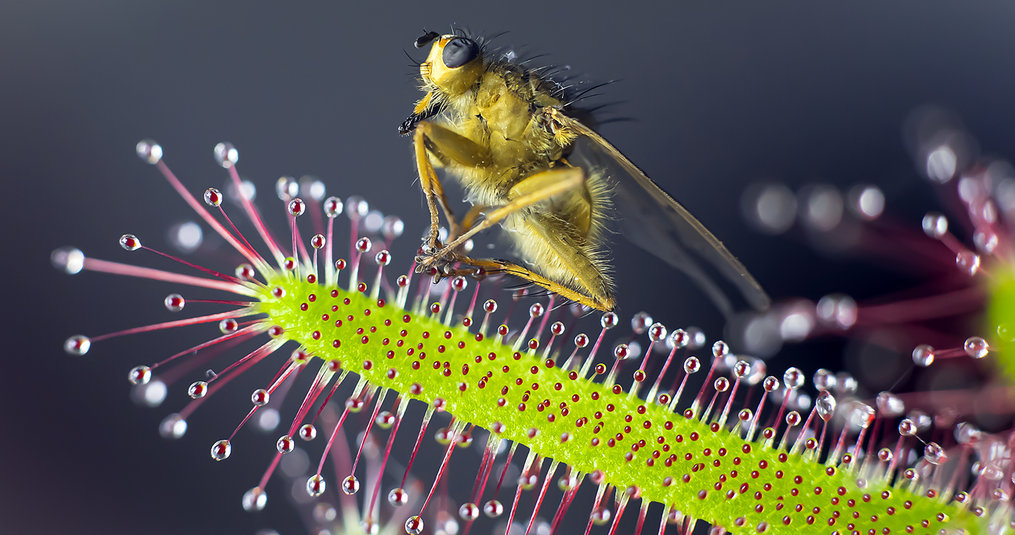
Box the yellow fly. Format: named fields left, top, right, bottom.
left=400, top=30, right=769, bottom=314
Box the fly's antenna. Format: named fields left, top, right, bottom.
left=414, top=30, right=440, bottom=49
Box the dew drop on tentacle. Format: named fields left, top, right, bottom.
left=211, top=439, right=231, bottom=461
left=306, top=474, right=326, bottom=497
left=119, top=233, right=141, bottom=251
left=815, top=390, right=837, bottom=422
left=163, top=293, right=185, bottom=312
left=912, top=344, right=936, bottom=367
left=482, top=499, right=503, bottom=518
left=964, top=336, right=989, bottom=358
left=298, top=423, right=317, bottom=441
left=250, top=388, right=269, bottom=407
left=630, top=311, right=653, bottom=334
left=922, top=212, right=949, bottom=238
left=849, top=184, right=885, bottom=220
left=241, top=486, right=267, bottom=512
left=813, top=368, right=836, bottom=391
left=924, top=442, right=948, bottom=465
left=135, top=139, right=163, bottom=164
left=64, top=334, right=91, bottom=356
left=276, top=435, right=295, bottom=454
left=203, top=187, right=223, bottom=207
left=346, top=196, right=369, bottom=221
left=382, top=215, right=404, bottom=240
left=51, top=247, right=85, bottom=275
left=388, top=487, right=409, bottom=506
left=168, top=221, right=203, bottom=253
left=875, top=391, right=905, bottom=417
left=159, top=413, right=187, bottom=439
left=128, top=365, right=151, bottom=386
left=188, top=380, right=208, bottom=399
left=955, top=250, right=981, bottom=275
left=404, top=515, right=423, bottom=535
left=213, top=142, right=238, bottom=168
left=341, top=475, right=361, bottom=495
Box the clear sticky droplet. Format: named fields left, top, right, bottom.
left=210, top=439, right=231, bottom=461
left=801, top=184, right=844, bottom=231
left=276, top=435, right=295, bottom=453
left=298, top=423, right=317, bottom=441
left=241, top=486, right=267, bottom=512
left=482, top=499, right=503, bottom=518
left=813, top=369, right=836, bottom=391
left=188, top=381, right=208, bottom=399
left=306, top=474, right=326, bottom=496
left=213, top=142, right=238, bottom=168
left=848, top=403, right=875, bottom=430
left=64, top=335, right=91, bottom=356
left=875, top=392, right=905, bottom=416
left=683, top=356, right=700, bottom=374
left=204, top=187, right=223, bottom=207
left=405, top=515, right=424, bottom=535
left=250, top=388, right=269, bottom=406
left=345, top=196, right=369, bottom=221
left=922, top=212, right=949, bottom=239
left=743, top=183, right=796, bottom=234
left=135, top=378, right=167, bottom=407
left=912, top=344, right=935, bottom=367
left=51, top=247, right=85, bottom=275
left=815, top=294, right=857, bottom=329
left=383, top=216, right=405, bottom=239
left=136, top=139, right=163, bottom=164
left=955, top=250, right=981, bottom=276
left=364, top=210, right=385, bottom=234
left=324, top=196, right=344, bottom=218
left=816, top=391, right=836, bottom=422
left=299, top=175, right=326, bottom=201
left=128, top=365, right=151, bottom=385
left=924, top=442, right=947, bottom=465
left=168, top=221, right=203, bottom=253
left=163, top=293, right=185, bottom=312
left=925, top=145, right=957, bottom=183
left=783, top=367, right=804, bottom=390
left=388, top=487, right=408, bottom=506
left=341, top=475, right=360, bottom=495
left=600, top=312, right=618, bottom=329
left=219, top=318, right=240, bottom=334
left=850, top=185, right=885, bottom=220
left=963, top=336, right=989, bottom=359
left=119, top=234, right=141, bottom=251
left=459, top=502, right=479, bottom=521
left=648, top=322, right=667, bottom=342
left=630, top=312, right=653, bottom=334
left=159, top=413, right=187, bottom=439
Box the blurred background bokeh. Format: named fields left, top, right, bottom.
left=7, top=1, right=1015, bottom=533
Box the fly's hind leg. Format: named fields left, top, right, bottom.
left=416, top=166, right=585, bottom=269
left=411, top=121, right=491, bottom=254
left=458, top=256, right=615, bottom=312
left=417, top=165, right=616, bottom=311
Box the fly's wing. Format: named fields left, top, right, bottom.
left=555, top=110, right=771, bottom=315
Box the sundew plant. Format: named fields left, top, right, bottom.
left=53, top=138, right=1012, bottom=535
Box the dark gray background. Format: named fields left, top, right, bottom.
left=6, top=1, right=1015, bottom=534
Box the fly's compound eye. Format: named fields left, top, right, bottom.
left=442, top=37, right=479, bottom=69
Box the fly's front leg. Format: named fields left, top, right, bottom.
left=410, top=120, right=491, bottom=274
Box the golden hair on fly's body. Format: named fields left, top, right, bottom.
left=402, top=29, right=770, bottom=314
